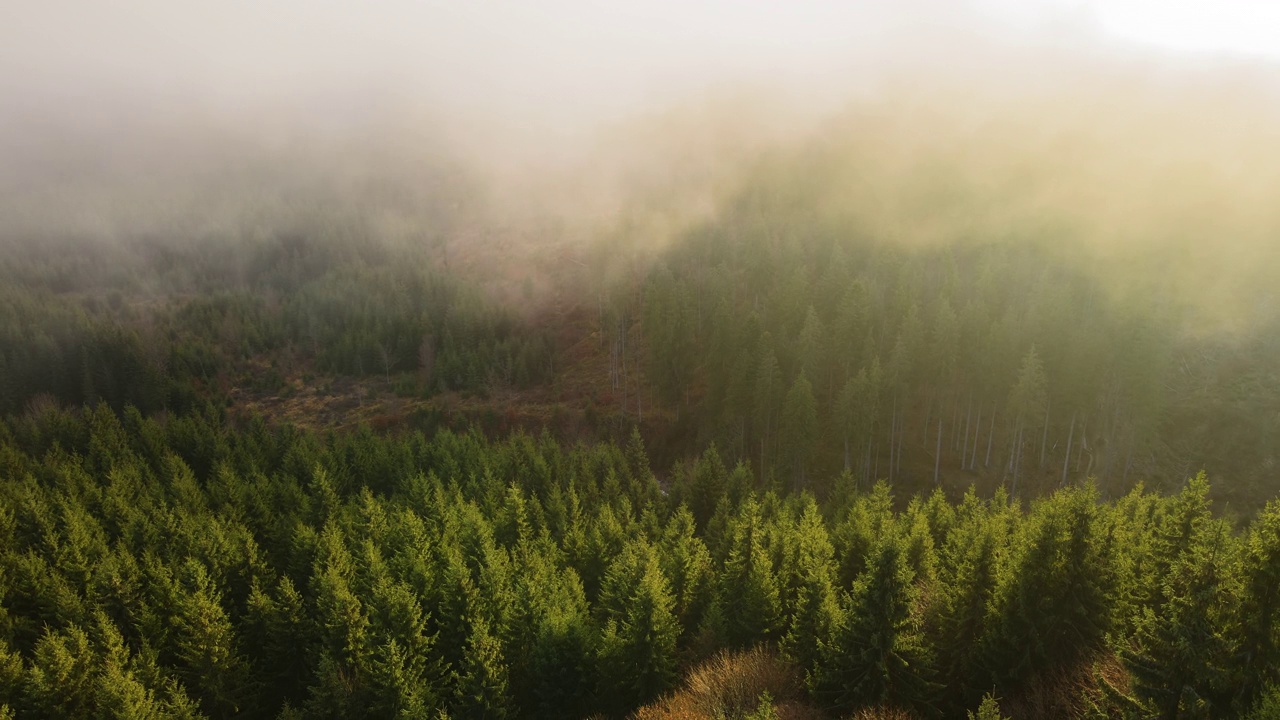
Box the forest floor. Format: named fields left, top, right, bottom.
left=224, top=297, right=675, bottom=451
left=225, top=349, right=1073, bottom=503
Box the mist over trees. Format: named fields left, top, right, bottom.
left=0, top=195, right=1277, bottom=717
left=2, top=2, right=1280, bottom=717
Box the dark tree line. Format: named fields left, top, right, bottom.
left=631, top=168, right=1279, bottom=508
left=0, top=232, right=556, bottom=416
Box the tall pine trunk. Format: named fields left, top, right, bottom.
left=1061, top=412, right=1076, bottom=486
left=922, top=395, right=932, bottom=446
left=969, top=403, right=982, bottom=471
left=1076, top=420, right=1087, bottom=473
left=985, top=410, right=996, bottom=468
left=934, top=418, right=943, bottom=486
left=889, top=396, right=897, bottom=480
left=864, top=438, right=873, bottom=486
left=1007, top=424, right=1018, bottom=475
left=1039, top=401, right=1051, bottom=470
left=1012, top=424, right=1026, bottom=497
left=950, top=401, right=961, bottom=451
left=760, top=421, right=767, bottom=483
left=896, top=409, right=906, bottom=481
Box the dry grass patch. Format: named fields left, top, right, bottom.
left=632, top=647, right=824, bottom=720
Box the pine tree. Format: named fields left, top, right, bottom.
left=245, top=576, right=312, bottom=712
left=596, top=538, right=654, bottom=625
left=796, top=306, right=825, bottom=387
left=454, top=616, right=510, bottom=719
left=984, top=486, right=1112, bottom=691
left=91, top=611, right=170, bottom=720
left=836, top=370, right=864, bottom=473
left=708, top=496, right=781, bottom=649
left=780, top=500, right=842, bottom=675
left=812, top=532, right=937, bottom=715
left=779, top=373, right=818, bottom=489
left=833, top=481, right=896, bottom=589
left=1233, top=500, right=1280, bottom=709
left=596, top=552, right=679, bottom=713
left=308, top=527, right=373, bottom=718
left=566, top=504, right=627, bottom=604
left=935, top=495, right=1005, bottom=713
left=365, top=576, right=448, bottom=717
left=1006, top=346, right=1048, bottom=495
left=624, top=427, right=659, bottom=506
left=23, top=625, right=97, bottom=719
left=1149, top=473, right=1213, bottom=606
left=968, top=693, right=1010, bottom=720
left=1123, top=519, right=1239, bottom=718
left=1244, top=685, right=1280, bottom=720
left=753, top=345, right=782, bottom=477
left=170, top=559, right=251, bottom=717
left=529, top=610, right=595, bottom=719
left=746, top=692, right=782, bottom=720
left=685, top=446, right=729, bottom=531
left=657, top=506, right=714, bottom=641
left=0, top=640, right=21, bottom=714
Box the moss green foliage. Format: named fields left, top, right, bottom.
left=0, top=405, right=1272, bottom=718
left=969, top=693, right=1010, bottom=720
left=628, top=186, right=1280, bottom=508
left=0, top=233, right=554, bottom=416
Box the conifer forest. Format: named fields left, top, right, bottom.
left=3, top=2, right=1280, bottom=719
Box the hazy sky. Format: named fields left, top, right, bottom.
left=1084, top=0, right=1280, bottom=59
left=3, top=0, right=1277, bottom=127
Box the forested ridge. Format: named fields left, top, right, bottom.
left=0, top=233, right=556, bottom=420
left=2, top=193, right=1278, bottom=509
left=620, top=150, right=1280, bottom=509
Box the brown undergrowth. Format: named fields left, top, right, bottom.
left=632, top=647, right=824, bottom=720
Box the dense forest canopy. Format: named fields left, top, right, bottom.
left=4, top=2, right=1280, bottom=717
left=1, top=156, right=1278, bottom=717
left=0, top=405, right=1278, bottom=718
